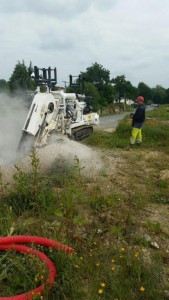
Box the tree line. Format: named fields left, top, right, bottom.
left=0, top=60, right=169, bottom=109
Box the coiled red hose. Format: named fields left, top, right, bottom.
left=0, top=236, right=74, bottom=300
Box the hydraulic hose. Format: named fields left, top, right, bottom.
left=0, top=236, right=74, bottom=300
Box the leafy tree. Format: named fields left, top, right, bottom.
left=137, top=82, right=152, bottom=103
left=9, top=60, right=35, bottom=94
left=164, top=88, right=169, bottom=104
left=111, top=75, right=135, bottom=102
left=27, top=61, right=36, bottom=90
left=81, top=63, right=115, bottom=106
left=0, top=79, right=9, bottom=93
left=81, top=62, right=110, bottom=84
left=152, top=85, right=166, bottom=104
left=97, top=83, right=115, bottom=105
left=124, top=80, right=137, bottom=101
left=128, top=84, right=138, bottom=100
left=84, top=82, right=101, bottom=110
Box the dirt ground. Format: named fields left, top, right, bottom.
left=101, top=147, right=169, bottom=288
left=102, top=147, right=169, bottom=235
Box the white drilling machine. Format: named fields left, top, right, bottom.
left=17, top=66, right=99, bottom=154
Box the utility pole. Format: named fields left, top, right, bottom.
left=62, top=81, right=68, bottom=92
left=124, top=93, right=126, bottom=112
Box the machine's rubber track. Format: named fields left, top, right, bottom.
left=72, top=125, right=93, bottom=141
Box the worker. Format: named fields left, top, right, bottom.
left=130, top=96, right=145, bottom=145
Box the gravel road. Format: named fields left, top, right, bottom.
left=96, top=112, right=129, bottom=132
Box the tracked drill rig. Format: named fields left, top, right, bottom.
left=17, top=66, right=99, bottom=154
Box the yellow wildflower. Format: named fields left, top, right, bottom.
left=112, top=266, right=116, bottom=271
left=98, top=289, right=103, bottom=294
left=121, top=247, right=125, bottom=252
left=112, top=259, right=115, bottom=263
left=140, top=286, right=145, bottom=292
left=101, top=282, right=106, bottom=287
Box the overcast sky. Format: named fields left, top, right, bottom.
left=0, top=0, right=169, bottom=88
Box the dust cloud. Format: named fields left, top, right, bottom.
left=37, top=135, right=103, bottom=175
left=0, top=94, right=103, bottom=184
left=0, top=93, right=28, bottom=165
left=1, top=136, right=103, bottom=186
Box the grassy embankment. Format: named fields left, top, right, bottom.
left=0, top=105, right=169, bottom=299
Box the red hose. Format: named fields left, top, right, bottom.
left=0, top=236, right=74, bottom=300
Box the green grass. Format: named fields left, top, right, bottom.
left=0, top=105, right=169, bottom=299
left=146, top=104, right=169, bottom=120
left=84, top=107, right=169, bottom=152
left=85, top=122, right=169, bottom=151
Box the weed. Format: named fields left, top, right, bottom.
left=157, top=179, right=169, bottom=188
left=0, top=251, right=48, bottom=297
left=99, top=167, right=108, bottom=177
left=144, top=221, right=162, bottom=234
left=151, top=192, right=169, bottom=204
left=0, top=202, right=15, bottom=236
left=110, top=225, right=123, bottom=238
left=7, top=148, right=56, bottom=215
left=132, top=234, right=150, bottom=247
left=90, top=196, right=107, bottom=212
